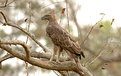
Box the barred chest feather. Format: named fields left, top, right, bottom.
left=46, top=25, right=58, bottom=43
left=46, top=25, right=66, bottom=46
left=46, top=25, right=56, bottom=37
left=46, top=25, right=53, bottom=36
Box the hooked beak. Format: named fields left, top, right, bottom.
left=41, top=16, right=45, bottom=20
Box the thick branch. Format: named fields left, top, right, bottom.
left=0, top=8, right=92, bottom=76
left=0, top=45, right=95, bottom=76
left=1, top=49, right=121, bottom=67
left=0, top=45, right=78, bottom=71
left=31, top=52, right=71, bottom=62
left=0, top=40, right=30, bottom=59
left=0, top=52, right=71, bottom=63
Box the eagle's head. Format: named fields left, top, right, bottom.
left=41, top=10, right=57, bottom=22
left=41, top=15, right=52, bottom=21
left=41, top=10, right=58, bottom=25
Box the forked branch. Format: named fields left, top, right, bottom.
left=0, top=40, right=30, bottom=59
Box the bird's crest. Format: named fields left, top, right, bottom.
left=47, top=10, right=58, bottom=25
left=41, top=10, right=58, bottom=25
left=48, top=10, right=57, bottom=20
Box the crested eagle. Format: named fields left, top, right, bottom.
left=41, top=10, right=85, bottom=67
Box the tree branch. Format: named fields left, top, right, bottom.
left=0, top=45, right=77, bottom=71
left=0, top=45, right=94, bottom=76
left=0, top=40, right=30, bottom=59
left=0, top=51, right=71, bottom=64
left=0, top=41, right=93, bottom=76
left=83, top=45, right=121, bottom=63
left=0, top=53, right=13, bottom=63
left=0, top=0, right=8, bottom=8
left=0, top=0, right=15, bottom=8
left=0, top=10, right=49, bottom=52
left=67, top=0, right=82, bottom=43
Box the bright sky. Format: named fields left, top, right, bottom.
left=1, top=0, right=121, bottom=76
left=77, top=0, right=121, bottom=27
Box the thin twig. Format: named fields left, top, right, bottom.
left=7, top=0, right=15, bottom=6
left=85, top=43, right=108, bottom=67
left=53, top=71, right=60, bottom=76
left=41, top=1, right=64, bottom=10
left=0, top=0, right=8, bottom=8
left=0, top=11, right=8, bottom=23
left=0, top=11, right=49, bottom=52
left=59, top=13, right=62, bottom=25
left=0, top=62, right=1, bottom=69
left=5, top=0, right=8, bottom=6
left=65, top=0, right=70, bottom=32
left=0, top=53, right=14, bottom=62
left=59, top=8, right=65, bottom=25
left=25, top=2, right=32, bottom=76
left=85, top=18, right=114, bottom=67
left=26, top=2, right=31, bottom=44
left=8, top=23, right=49, bottom=52
left=81, top=15, right=105, bottom=46
left=0, top=0, right=15, bottom=8
left=67, top=1, right=82, bottom=44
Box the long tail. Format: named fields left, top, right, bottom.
left=73, top=56, right=84, bottom=75
left=76, top=51, right=85, bottom=60
left=73, top=52, right=85, bottom=74
left=80, top=51, right=85, bottom=59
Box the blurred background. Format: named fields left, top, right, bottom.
left=0, top=0, right=121, bottom=76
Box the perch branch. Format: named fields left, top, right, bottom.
left=0, top=8, right=93, bottom=76
left=0, top=44, right=92, bottom=76
left=1, top=42, right=120, bottom=75
left=0, top=45, right=77, bottom=71
left=0, top=51, right=71, bottom=63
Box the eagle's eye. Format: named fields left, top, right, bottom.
left=41, top=15, right=51, bottom=20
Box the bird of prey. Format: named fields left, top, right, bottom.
left=41, top=10, right=85, bottom=65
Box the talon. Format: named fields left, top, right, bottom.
left=49, top=58, right=53, bottom=62
left=56, top=59, right=60, bottom=63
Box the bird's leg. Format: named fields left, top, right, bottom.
left=56, top=50, right=60, bottom=63
left=49, top=45, right=57, bottom=62
left=49, top=50, right=55, bottom=62
left=56, top=47, right=62, bottom=63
